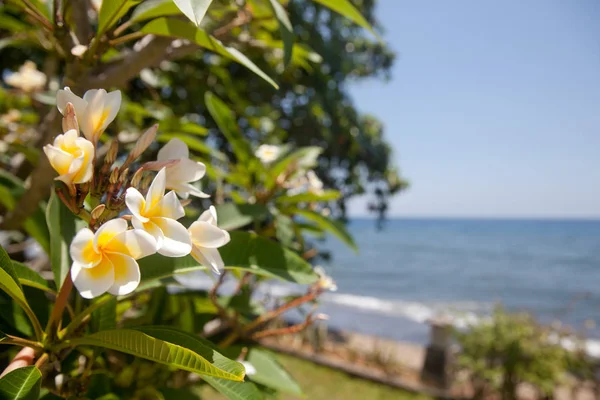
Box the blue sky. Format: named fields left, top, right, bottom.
left=348, top=0, right=600, bottom=218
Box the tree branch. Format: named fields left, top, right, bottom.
left=1, top=109, right=60, bottom=230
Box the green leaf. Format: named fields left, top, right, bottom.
left=141, top=18, right=278, bottom=88
left=98, top=0, right=140, bottom=35
left=11, top=262, right=50, bottom=292
left=204, top=92, right=252, bottom=163
left=67, top=328, right=245, bottom=381
left=203, top=377, right=262, bottom=400
left=0, top=366, right=42, bottom=400
left=274, top=212, right=295, bottom=248
left=172, top=0, right=214, bottom=26
left=139, top=232, right=318, bottom=284
left=276, top=190, right=341, bottom=204
left=311, top=0, right=380, bottom=40
left=247, top=348, right=302, bottom=395
left=0, top=248, right=43, bottom=339
left=45, top=191, right=76, bottom=289
left=0, top=292, right=32, bottom=337
left=268, top=147, right=322, bottom=187
left=130, top=0, right=182, bottom=23
left=138, top=254, right=202, bottom=284
left=219, top=232, right=318, bottom=284
left=27, top=0, right=53, bottom=23
left=294, top=209, right=357, bottom=251
left=0, top=246, right=21, bottom=291
left=268, top=0, right=294, bottom=65
left=91, top=297, right=117, bottom=333
left=215, top=203, right=269, bottom=231
left=0, top=171, right=49, bottom=254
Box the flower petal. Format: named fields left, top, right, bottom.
left=157, top=138, right=189, bottom=161
left=188, top=220, right=230, bottom=248
left=150, top=191, right=184, bottom=220
left=125, top=187, right=149, bottom=222
left=145, top=168, right=166, bottom=210
left=56, top=88, right=87, bottom=119
left=71, top=257, right=114, bottom=299
left=94, top=218, right=128, bottom=252
left=105, top=228, right=157, bottom=260
left=43, top=145, right=73, bottom=176
left=153, top=217, right=192, bottom=257
left=168, top=182, right=210, bottom=199
left=197, top=206, right=218, bottom=225
left=133, top=218, right=164, bottom=250
left=71, top=137, right=95, bottom=183
left=70, top=228, right=101, bottom=268
left=82, top=89, right=103, bottom=103
left=190, top=246, right=224, bottom=274
left=105, top=253, right=140, bottom=296
left=101, top=90, right=121, bottom=131
left=167, top=158, right=206, bottom=183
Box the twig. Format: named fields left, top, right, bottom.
left=46, top=274, right=74, bottom=340
left=243, top=290, right=318, bottom=334
left=251, top=318, right=314, bottom=340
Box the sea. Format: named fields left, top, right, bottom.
left=307, top=218, right=600, bottom=345
left=176, top=218, right=600, bottom=349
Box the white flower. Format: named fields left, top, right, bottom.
left=314, top=266, right=337, bottom=292
left=69, top=218, right=156, bottom=299
left=56, top=87, right=121, bottom=144
left=188, top=206, right=230, bottom=274
left=43, top=129, right=94, bottom=184
left=306, top=170, right=324, bottom=195
left=157, top=138, right=208, bottom=199
left=5, top=61, right=47, bottom=92
left=241, top=361, right=256, bottom=376
left=125, top=168, right=192, bottom=257
left=71, top=45, right=88, bottom=58
left=255, top=144, right=280, bottom=164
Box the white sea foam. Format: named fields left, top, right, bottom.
left=322, top=292, right=487, bottom=327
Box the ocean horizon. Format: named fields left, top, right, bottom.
left=305, top=217, right=600, bottom=344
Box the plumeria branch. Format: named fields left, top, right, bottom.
left=46, top=274, right=74, bottom=341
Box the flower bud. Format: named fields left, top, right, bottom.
left=62, top=102, right=79, bottom=133
left=104, top=140, right=118, bottom=165
left=131, top=168, right=144, bottom=188
left=91, top=204, right=106, bottom=220
left=130, top=124, right=158, bottom=161
left=109, top=167, right=119, bottom=184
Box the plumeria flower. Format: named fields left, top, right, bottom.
left=187, top=206, right=230, bottom=274
left=255, top=144, right=280, bottom=164
left=314, top=266, right=337, bottom=292
left=125, top=168, right=192, bottom=257
left=241, top=361, right=256, bottom=376
left=70, top=218, right=156, bottom=298
left=43, top=129, right=94, bottom=184
left=157, top=138, right=209, bottom=199
left=4, top=61, right=47, bottom=92
left=56, top=87, right=121, bottom=144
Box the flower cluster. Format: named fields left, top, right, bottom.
left=45, top=88, right=230, bottom=299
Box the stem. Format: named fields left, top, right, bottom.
left=250, top=319, right=313, bottom=340
left=34, top=353, right=49, bottom=369
left=243, top=291, right=318, bottom=334
left=46, top=274, right=73, bottom=340
left=218, top=331, right=239, bottom=348
left=109, top=31, right=144, bottom=46
left=0, top=337, right=44, bottom=350
left=59, top=295, right=112, bottom=339
left=113, top=20, right=132, bottom=37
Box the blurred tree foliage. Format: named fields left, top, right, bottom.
left=126, top=0, right=408, bottom=220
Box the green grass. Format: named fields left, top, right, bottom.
left=201, top=352, right=431, bottom=400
